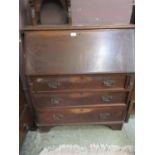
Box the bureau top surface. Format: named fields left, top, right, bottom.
left=24, top=28, right=135, bottom=75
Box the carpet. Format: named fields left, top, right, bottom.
left=20, top=117, right=134, bottom=155
left=39, top=144, right=134, bottom=155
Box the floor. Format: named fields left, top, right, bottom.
left=20, top=116, right=134, bottom=155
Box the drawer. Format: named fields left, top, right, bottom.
left=29, top=74, right=127, bottom=92
left=35, top=105, right=126, bottom=125
left=32, top=92, right=127, bottom=108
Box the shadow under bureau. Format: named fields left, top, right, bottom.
left=23, top=26, right=135, bottom=131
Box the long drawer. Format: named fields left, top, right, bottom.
left=29, top=74, right=128, bottom=92
left=32, top=91, right=127, bottom=108
left=35, top=105, right=126, bottom=125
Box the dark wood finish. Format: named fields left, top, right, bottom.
left=130, top=5, right=135, bottom=24
left=20, top=32, right=37, bottom=132
left=32, top=91, right=127, bottom=108
left=19, top=80, right=32, bottom=148
left=38, top=123, right=124, bottom=132
left=31, top=0, right=69, bottom=25
left=19, top=81, right=26, bottom=115
left=35, top=104, right=126, bottom=125
left=23, top=26, right=134, bottom=131
left=40, top=0, right=68, bottom=25
left=22, top=24, right=135, bottom=31
left=19, top=0, right=33, bottom=28
left=28, top=74, right=127, bottom=92
left=125, top=82, right=135, bottom=122
left=20, top=0, right=135, bottom=134
left=108, top=123, right=123, bottom=130
left=19, top=1, right=35, bottom=146
left=24, top=29, right=134, bottom=75
left=19, top=107, right=31, bottom=147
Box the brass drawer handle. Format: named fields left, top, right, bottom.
left=101, top=96, right=113, bottom=102
left=51, top=97, right=61, bottom=105
left=102, top=79, right=115, bottom=87
left=53, top=113, right=63, bottom=121
left=47, top=81, right=61, bottom=89
left=99, top=112, right=111, bottom=120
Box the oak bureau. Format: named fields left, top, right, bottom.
left=20, top=0, right=135, bottom=131
left=22, top=26, right=135, bottom=131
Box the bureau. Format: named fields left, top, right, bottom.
left=20, top=0, right=135, bottom=132
left=22, top=26, right=135, bottom=131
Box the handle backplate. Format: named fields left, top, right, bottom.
left=53, top=113, right=63, bottom=121
left=101, top=96, right=113, bottom=102
left=51, top=97, right=61, bottom=105
left=48, top=81, right=61, bottom=89
left=99, top=112, right=111, bottom=120
left=102, top=79, right=115, bottom=87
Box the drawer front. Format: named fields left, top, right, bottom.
left=36, top=105, right=126, bottom=125
left=29, top=74, right=127, bottom=92
left=32, top=92, right=127, bottom=108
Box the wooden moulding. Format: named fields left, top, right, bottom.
left=38, top=123, right=123, bottom=132
left=21, top=24, right=135, bottom=31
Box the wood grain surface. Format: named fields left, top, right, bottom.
left=35, top=104, right=126, bottom=125
left=24, top=29, right=135, bottom=75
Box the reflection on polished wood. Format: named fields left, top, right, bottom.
left=25, top=29, right=134, bottom=75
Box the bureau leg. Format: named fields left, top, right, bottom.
left=38, top=126, right=52, bottom=132
left=29, top=121, right=38, bottom=131
left=125, top=101, right=135, bottom=123
left=109, top=124, right=123, bottom=130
